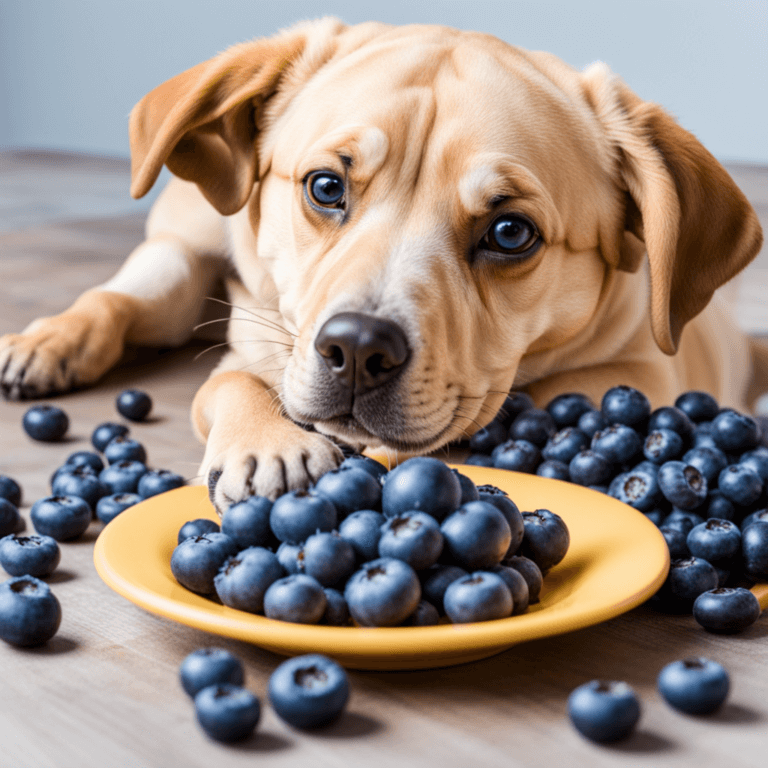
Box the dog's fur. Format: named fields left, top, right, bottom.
left=0, top=18, right=763, bottom=509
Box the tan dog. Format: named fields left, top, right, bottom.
left=0, top=18, right=763, bottom=510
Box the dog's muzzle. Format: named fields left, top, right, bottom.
left=314, top=312, right=410, bottom=396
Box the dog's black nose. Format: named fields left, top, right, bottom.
left=314, top=312, right=410, bottom=395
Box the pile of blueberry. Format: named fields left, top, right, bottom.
left=465, top=386, right=768, bottom=633
left=179, top=647, right=349, bottom=742
left=172, top=455, right=569, bottom=627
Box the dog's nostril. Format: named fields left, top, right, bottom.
left=326, top=345, right=345, bottom=370
left=365, top=353, right=389, bottom=376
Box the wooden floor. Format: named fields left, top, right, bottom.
left=1, top=151, right=767, bottom=768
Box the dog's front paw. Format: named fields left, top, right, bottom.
left=201, top=420, right=344, bottom=513
left=0, top=315, right=123, bottom=400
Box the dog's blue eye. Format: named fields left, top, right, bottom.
left=306, top=172, right=345, bottom=208
left=484, top=214, right=539, bottom=256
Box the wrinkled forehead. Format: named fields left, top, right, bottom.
left=267, top=28, right=613, bottom=237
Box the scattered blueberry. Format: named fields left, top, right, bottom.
left=542, top=427, right=589, bottom=465
left=682, top=446, right=728, bottom=486
left=62, top=450, right=105, bottom=475
left=99, top=460, right=148, bottom=494
left=0, top=534, right=60, bottom=577
left=0, top=576, right=62, bottom=646
left=0, top=475, right=22, bottom=508
left=686, top=519, right=741, bottom=566
left=179, top=647, right=245, bottom=698
left=104, top=436, right=147, bottom=465
left=692, top=587, right=761, bottom=634
left=741, top=521, right=768, bottom=581
left=647, top=406, right=695, bottom=445
left=536, top=459, right=570, bottom=481
left=591, top=424, right=643, bottom=466
left=116, top=389, right=152, bottom=422
left=577, top=409, right=607, bottom=439
left=96, top=493, right=141, bottom=524
left=0, top=498, right=21, bottom=537
left=644, top=429, right=684, bottom=464
left=567, top=680, right=641, bottom=742
left=657, top=657, right=729, bottom=714
left=657, top=557, right=719, bottom=608
left=194, top=684, right=260, bottom=742
left=51, top=465, right=108, bottom=511
left=91, top=422, right=129, bottom=452
left=30, top=495, right=91, bottom=541
left=22, top=404, right=69, bottom=442
left=268, top=654, right=349, bottom=729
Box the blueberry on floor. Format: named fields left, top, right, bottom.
left=686, top=519, right=741, bottom=566
left=657, top=658, right=729, bottom=714
left=22, top=404, right=69, bottom=442
left=104, top=437, right=147, bottom=465
left=51, top=466, right=108, bottom=511
left=693, top=587, right=761, bottom=634
left=99, top=460, right=148, bottom=495
left=137, top=469, right=185, bottom=499
left=30, top=495, right=92, bottom=541
left=0, top=475, right=22, bottom=508
left=194, top=684, right=260, bottom=742
left=0, top=534, right=61, bottom=577
left=0, top=576, right=62, bottom=646
left=91, top=422, right=129, bottom=452
left=268, top=654, right=349, bottom=729
left=96, top=493, right=141, bottom=524
left=567, top=680, right=641, bottom=743
left=116, top=389, right=153, bottom=422
left=179, top=647, right=245, bottom=698
left=0, top=499, right=21, bottom=538
left=741, top=521, right=768, bottom=581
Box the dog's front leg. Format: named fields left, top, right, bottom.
left=193, top=363, right=344, bottom=511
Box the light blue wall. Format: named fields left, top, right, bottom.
left=1, top=0, right=766, bottom=163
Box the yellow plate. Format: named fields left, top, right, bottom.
left=94, top=466, right=675, bottom=670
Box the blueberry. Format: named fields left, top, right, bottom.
left=337, top=510, right=385, bottom=563
left=0, top=534, right=60, bottom=577
left=577, top=409, right=608, bottom=439
left=500, top=555, right=544, bottom=603
left=116, top=388, right=152, bottom=422
left=675, top=391, right=720, bottom=423
left=0, top=576, right=62, bottom=646
left=214, top=547, right=284, bottom=613
left=268, top=654, right=349, bottom=729
left=601, top=385, right=650, bottom=430
left=313, top=466, right=382, bottom=518
left=177, top=518, right=220, bottom=544
left=344, top=557, right=421, bottom=627
left=608, top=466, right=660, bottom=512
left=591, top=424, right=643, bottom=466
left=464, top=454, right=495, bottom=467
left=476, top=486, right=524, bottom=555
left=137, top=469, right=185, bottom=499
left=381, top=457, right=462, bottom=521
left=508, top=408, right=556, bottom=448
left=692, top=587, right=761, bottom=634
left=443, top=571, right=513, bottom=623
left=276, top=541, right=305, bottom=575
left=644, top=429, right=684, bottom=464
left=179, top=647, right=245, bottom=698
left=420, top=564, right=468, bottom=614
left=647, top=406, right=695, bottom=445
left=91, top=422, right=129, bottom=452
left=536, top=460, right=570, bottom=481
left=567, top=680, right=641, bottom=743
left=0, top=476, right=22, bottom=508
left=194, top=684, right=260, bottom=742
left=302, top=532, right=357, bottom=587
left=568, top=449, right=613, bottom=486
left=402, top=600, right=441, bottom=626
left=542, top=427, right=589, bottom=465
left=468, top=419, right=508, bottom=455
left=491, top=439, right=541, bottom=473
left=322, top=588, right=350, bottom=626
left=702, top=491, right=736, bottom=522
left=740, top=508, right=768, bottom=531
left=339, top=454, right=388, bottom=483
left=452, top=469, right=480, bottom=504
left=170, top=532, right=238, bottom=594
left=659, top=527, right=689, bottom=559
left=659, top=557, right=719, bottom=607
left=441, top=501, right=512, bottom=570
left=660, top=509, right=705, bottom=536
left=490, top=564, right=530, bottom=614
left=0, top=498, right=21, bottom=537
left=644, top=508, right=665, bottom=526
left=95, top=493, right=141, bottom=524
left=717, top=464, right=763, bottom=507
left=51, top=466, right=108, bottom=511
left=692, top=421, right=718, bottom=450
left=545, top=392, right=594, bottom=428
left=99, top=460, right=148, bottom=494
left=496, top=391, right=535, bottom=429
left=220, top=496, right=273, bottom=550
left=269, top=490, right=337, bottom=544
left=104, top=436, right=147, bottom=465
left=711, top=409, right=761, bottom=453
left=378, top=512, right=444, bottom=571
left=741, top=520, right=768, bottom=580
left=22, top=404, right=69, bottom=442
left=263, top=574, right=327, bottom=624
left=682, top=446, right=728, bottom=485
left=686, top=519, right=741, bottom=566
left=63, top=451, right=105, bottom=474
left=519, top=509, right=570, bottom=572
left=657, top=657, right=729, bottom=714
left=30, top=495, right=91, bottom=541
left=657, top=461, right=707, bottom=509
left=739, top=447, right=768, bottom=483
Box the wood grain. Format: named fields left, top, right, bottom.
left=1, top=151, right=767, bottom=768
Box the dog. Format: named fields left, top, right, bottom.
left=0, top=18, right=763, bottom=511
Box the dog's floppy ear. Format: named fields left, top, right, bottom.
left=129, top=17, right=345, bottom=215
left=581, top=63, right=763, bottom=354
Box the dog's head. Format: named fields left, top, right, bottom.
left=130, top=18, right=762, bottom=452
